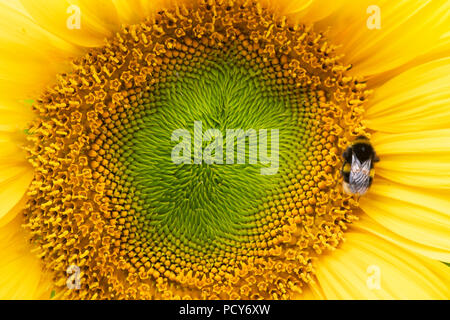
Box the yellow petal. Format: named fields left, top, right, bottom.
left=278, top=0, right=346, bottom=24
left=111, top=0, right=169, bottom=24
left=34, top=271, right=55, bottom=300
left=111, top=0, right=145, bottom=24
left=372, top=129, right=450, bottom=188
left=0, top=193, right=28, bottom=229
left=0, top=215, right=43, bottom=299
left=0, top=133, right=30, bottom=168
left=0, top=137, right=33, bottom=224
left=317, top=0, right=450, bottom=78
left=315, top=230, right=450, bottom=299
left=373, top=129, right=450, bottom=154
left=0, top=164, right=33, bottom=224
left=301, top=280, right=326, bottom=300
left=0, top=1, right=80, bottom=107
left=0, top=108, right=34, bottom=132
left=357, top=214, right=450, bottom=263
left=20, top=0, right=120, bottom=47
left=290, top=279, right=326, bottom=300
left=0, top=131, right=32, bottom=225
left=364, top=58, right=450, bottom=133
left=0, top=137, right=25, bottom=159
left=360, top=179, right=450, bottom=261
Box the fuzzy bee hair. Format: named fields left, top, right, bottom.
left=341, top=136, right=379, bottom=196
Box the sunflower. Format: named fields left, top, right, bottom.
left=0, top=0, right=449, bottom=300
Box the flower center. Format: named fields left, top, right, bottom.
left=23, top=0, right=369, bottom=299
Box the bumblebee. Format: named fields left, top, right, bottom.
left=341, top=136, right=379, bottom=196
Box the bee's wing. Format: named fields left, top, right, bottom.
left=349, top=153, right=371, bottom=194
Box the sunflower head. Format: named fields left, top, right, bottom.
left=21, top=0, right=372, bottom=299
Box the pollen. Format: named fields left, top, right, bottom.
left=23, top=0, right=370, bottom=300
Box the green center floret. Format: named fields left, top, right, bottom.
left=109, top=46, right=315, bottom=263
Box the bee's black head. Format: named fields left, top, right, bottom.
left=352, top=141, right=374, bottom=162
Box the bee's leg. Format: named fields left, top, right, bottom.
left=342, top=169, right=350, bottom=183
left=342, top=146, right=352, bottom=163
left=373, top=153, right=380, bottom=162
left=341, top=161, right=351, bottom=183
left=369, top=168, right=375, bottom=186
left=341, top=147, right=352, bottom=183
